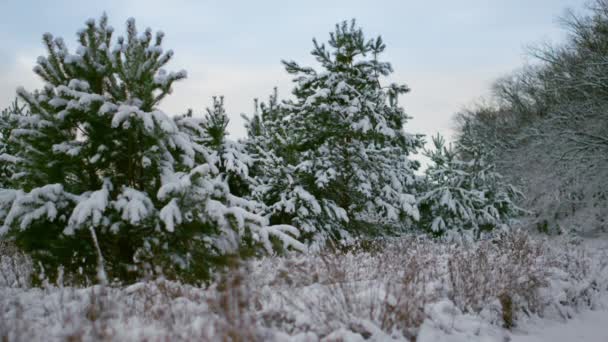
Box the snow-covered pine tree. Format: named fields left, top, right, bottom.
left=457, top=123, right=524, bottom=233
left=418, top=134, right=523, bottom=238
left=418, top=135, right=485, bottom=236
left=0, top=99, right=26, bottom=188
left=175, top=96, right=263, bottom=257
left=275, top=20, right=423, bottom=241
left=200, top=96, right=253, bottom=198
left=244, top=89, right=327, bottom=243
left=0, top=14, right=303, bottom=284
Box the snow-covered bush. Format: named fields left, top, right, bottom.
left=0, top=14, right=302, bottom=285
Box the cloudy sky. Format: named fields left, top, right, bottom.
left=0, top=0, right=586, bottom=141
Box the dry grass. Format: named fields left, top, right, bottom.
left=0, top=231, right=605, bottom=341
left=447, top=230, right=550, bottom=325
left=0, top=240, right=32, bottom=288
left=251, top=231, right=562, bottom=338
left=207, top=264, right=266, bottom=341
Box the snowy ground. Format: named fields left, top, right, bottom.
left=1, top=231, right=607, bottom=341
left=508, top=235, right=608, bottom=342
left=511, top=298, right=608, bottom=342
left=418, top=293, right=608, bottom=342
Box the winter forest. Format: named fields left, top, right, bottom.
left=0, top=1, right=608, bottom=341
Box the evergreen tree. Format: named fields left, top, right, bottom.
left=250, top=20, right=423, bottom=242
left=244, top=89, right=325, bottom=242
left=0, top=15, right=302, bottom=284
left=0, top=99, right=26, bottom=188
left=418, top=134, right=523, bottom=238
left=200, top=96, right=253, bottom=197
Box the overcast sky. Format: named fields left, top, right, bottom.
left=0, top=0, right=587, bottom=142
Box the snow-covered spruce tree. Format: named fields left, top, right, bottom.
left=256, top=20, right=423, bottom=242
left=418, top=134, right=523, bottom=238
left=0, top=15, right=302, bottom=284
left=0, top=99, right=26, bottom=189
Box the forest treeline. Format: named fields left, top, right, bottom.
left=455, top=0, right=608, bottom=235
